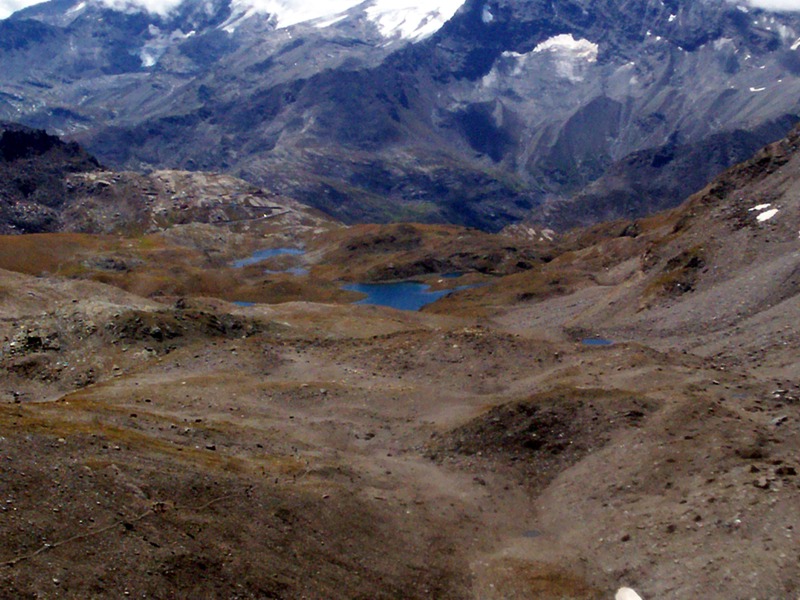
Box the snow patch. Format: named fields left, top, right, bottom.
left=216, top=0, right=465, bottom=40
left=98, top=0, right=184, bottom=14
left=314, top=13, right=348, bottom=29
left=532, top=34, right=598, bottom=81
left=365, top=0, right=466, bottom=42
left=668, top=13, right=676, bottom=22
left=228, top=0, right=361, bottom=29
left=481, top=5, right=494, bottom=23
left=746, top=0, right=800, bottom=11
left=757, top=208, right=779, bottom=221
left=749, top=203, right=772, bottom=211
left=749, top=86, right=766, bottom=92
left=67, top=1, right=87, bottom=15
left=616, top=588, right=643, bottom=600
left=792, top=36, right=800, bottom=50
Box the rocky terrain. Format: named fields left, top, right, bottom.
left=0, top=122, right=798, bottom=599
left=3, top=0, right=800, bottom=229
left=0, top=122, right=101, bottom=234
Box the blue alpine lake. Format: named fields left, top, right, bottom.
left=581, top=338, right=614, bottom=346
left=343, top=281, right=464, bottom=311
left=232, top=247, right=305, bottom=268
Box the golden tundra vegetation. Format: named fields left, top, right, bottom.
left=0, top=131, right=799, bottom=599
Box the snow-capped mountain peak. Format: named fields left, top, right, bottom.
left=93, top=0, right=465, bottom=40
left=221, top=0, right=465, bottom=40
left=364, top=0, right=465, bottom=41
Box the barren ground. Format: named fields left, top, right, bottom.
left=1, top=255, right=798, bottom=599
left=1, top=135, right=800, bottom=598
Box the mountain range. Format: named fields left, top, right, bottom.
left=3, top=0, right=800, bottom=230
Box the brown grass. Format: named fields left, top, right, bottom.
left=0, top=233, right=113, bottom=275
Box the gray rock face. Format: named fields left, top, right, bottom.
left=0, top=122, right=101, bottom=233
left=3, top=0, right=800, bottom=230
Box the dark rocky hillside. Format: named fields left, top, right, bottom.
left=0, top=123, right=334, bottom=236
left=0, top=123, right=101, bottom=233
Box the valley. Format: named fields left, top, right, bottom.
left=0, top=123, right=798, bottom=598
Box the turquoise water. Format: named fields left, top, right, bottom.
left=232, top=247, right=304, bottom=268
left=581, top=338, right=614, bottom=346
left=343, top=281, right=460, bottom=311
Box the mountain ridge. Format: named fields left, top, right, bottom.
left=3, top=0, right=800, bottom=230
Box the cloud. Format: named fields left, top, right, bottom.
left=0, top=0, right=368, bottom=21
left=0, top=0, right=192, bottom=19
left=98, top=0, right=183, bottom=14
left=8, top=0, right=795, bottom=27
left=746, top=0, right=800, bottom=9
left=0, top=0, right=46, bottom=19
left=231, top=0, right=368, bottom=27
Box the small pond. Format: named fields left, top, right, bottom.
left=343, top=281, right=465, bottom=311
left=232, top=247, right=304, bottom=268
left=281, top=267, right=309, bottom=276
left=581, top=338, right=614, bottom=346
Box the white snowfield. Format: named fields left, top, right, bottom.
left=532, top=33, right=599, bottom=81
left=0, top=0, right=467, bottom=41
left=533, top=33, right=599, bottom=59
left=365, top=0, right=465, bottom=41
left=100, top=0, right=466, bottom=40
left=3, top=0, right=800, bottom=24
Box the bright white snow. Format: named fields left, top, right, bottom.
left=365, top=0, right=466, bottom=41
left=105, top=0, right=466, bottom=40
left=532, top=34, right=599, bottom=81
left=756, top=208, right=779, bottom=221
left=615, top=588, right=644, bottom=600
left=534, top=34, right=599, bottom=59
left=215, top=0, right=467, bottom=40
left=67, top=1, right=87, bottom=14
left=749, top=203, right=772, bottom=211
left=747, top=0, right=800, bottom=11
left=749, top=86, right=767, bottom=91
left=98, top=0, right=183, bottom=13
left=0, top=0, right=46, bottom=18
left=0, top=0, right=465, bottom=41
left=226, top=0, right=367, bottom=28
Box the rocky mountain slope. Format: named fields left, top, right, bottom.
left=0, top=100, right=798, bottom=599
left=3, top=0, right=800, bottom=229
left=0, top=122, right=100, bottom=233
left=0, top=122, right=332, bottom=235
